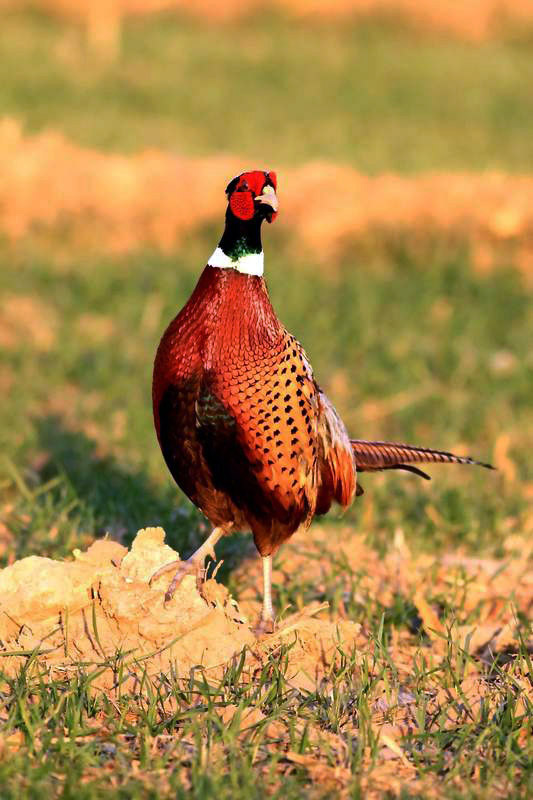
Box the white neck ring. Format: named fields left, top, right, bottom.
left=207, top=247, right=264, bottom=276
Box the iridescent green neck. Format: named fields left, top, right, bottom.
left=217, top=209, right=263, bottom=261
left=208, top=209, right=264, bottom=275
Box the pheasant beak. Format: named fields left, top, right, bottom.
left=255, top=184, right=279, bottom=214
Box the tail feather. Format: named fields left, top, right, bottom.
left=351, top=439, right=494, bottom=478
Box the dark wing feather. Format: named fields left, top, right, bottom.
left=315, top=391, right=357, bottom=515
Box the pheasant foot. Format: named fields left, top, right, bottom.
left=253, top=617, right=275, bottom=636
left=149, top=525, right=228, bottom=603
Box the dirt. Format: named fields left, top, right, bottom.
left=234, top=522, right=533, bottom=670
left=0, top=527, right=364, bottom=692
left=0, top=521, right=531, bottom=696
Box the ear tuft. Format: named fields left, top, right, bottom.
left=225, top=175, right=240, bottom=196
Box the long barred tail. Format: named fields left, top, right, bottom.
left=351, top=439, right=494, bottom=481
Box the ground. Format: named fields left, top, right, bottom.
left=0, top=6, right=532, bottom=798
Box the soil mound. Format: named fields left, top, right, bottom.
left=0, top=527, right=363, bottom=692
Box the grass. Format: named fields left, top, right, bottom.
left=2, top=238, right=531, bottom=561
left=1, top=236, right=532, bottom=796
left=0, top=8, right=532, bottom=798
left=0, top=604, right=530, bottom=798
left=0, top=10, right=532, bottom=172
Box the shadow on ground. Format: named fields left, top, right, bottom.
left=29, top=415, right=255, bottom=583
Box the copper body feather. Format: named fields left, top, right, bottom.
left=153, top=266, right=356, bottom=556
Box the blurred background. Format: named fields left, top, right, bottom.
left=0, top=0, right=532, bottom=570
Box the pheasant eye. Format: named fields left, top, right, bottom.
left=238, top=181, right=249, bottom=192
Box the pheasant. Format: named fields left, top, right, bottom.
left=151, top=170, right=493, bottom=631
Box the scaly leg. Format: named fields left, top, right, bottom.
left=258, top=554, right=275, bottom=634
left=150, top=525, right=227, bottom=602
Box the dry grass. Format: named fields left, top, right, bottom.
left=1, top=118, right=533, bottom=276
left=2, top=0, right=533, bottom=41
left=0, top=292, right=58, bottom=352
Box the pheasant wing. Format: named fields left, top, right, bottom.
left=315, top=391, right=357, bottom=514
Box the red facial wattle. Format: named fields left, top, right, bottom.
left=228, top=170, right=278, bottom=222
left=229, top=189, right=255, bottom=220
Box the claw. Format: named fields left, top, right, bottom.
left=149, top=558, right=181, bottom=587
left=253, top=617, right=275, bottom=636
left=154, top=560, right=203, bottom=603
left=149, top=525, right=228, bottom=603
left=164, top=563, right=195, bottom=602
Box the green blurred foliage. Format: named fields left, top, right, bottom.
left=0, top=10, right=532, bottom=170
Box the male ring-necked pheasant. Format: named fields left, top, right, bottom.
left=151, top=170, right=493, bottom=631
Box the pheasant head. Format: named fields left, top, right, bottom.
left=209, top=170, right=278, bottom=276
left=225, top=170, right=278, bottom=224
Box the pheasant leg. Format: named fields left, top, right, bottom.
left=256, top=554, right=275, bottom=634
left=150, top=525, right=227, bottom=602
